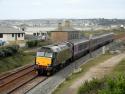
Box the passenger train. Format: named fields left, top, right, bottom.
left=34, top=33, right=114, bottom=75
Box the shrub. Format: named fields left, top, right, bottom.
left=26, top=40, right=38, bottom=48
left=78, top=73, right=125, bottom=94
left=78, top=78, right=105, bottom=94
left=0, top=45, right=19, bottom=57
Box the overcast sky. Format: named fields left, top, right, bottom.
left=0, top=0, right=125, bottom=19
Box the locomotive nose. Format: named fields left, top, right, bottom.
left=36, top=57, right=52, bottom=67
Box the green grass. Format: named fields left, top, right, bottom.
left=0, top=52, right=35, bottom=74
left=52, top=53, right=113, bottom=94
left=112, top=59, right=125, bottom=73
left=82, top=28, right=125, bottom=37
left=77, top=56, right=125, bottom=94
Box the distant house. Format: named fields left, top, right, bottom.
left=51, top=21, right=81, bottom=43
left=0, top=26, right=25, bottom=42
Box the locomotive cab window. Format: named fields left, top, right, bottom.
left=36, top=51, right=53, bottom=58
left=45, top=52, right=53, bottom=58
left=37, top=47, right=53, bottom=58
left=37, top=52, right=45, bottom=57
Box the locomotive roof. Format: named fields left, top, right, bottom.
left=42, top=42, right=69, bottom=52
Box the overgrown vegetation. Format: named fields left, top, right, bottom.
left=0, top=51, right=35, bottom=74
left=26, top=40, right=38, bottom=47
left=0, top=45, right=19, bottom=57
left=78, top=59, right=125, bottom=94
left=78, top=73, right=125, bottom=94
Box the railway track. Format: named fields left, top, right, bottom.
left=10, top=76, right=47, bottom=94
left=0, top=64, right=47, bottom=94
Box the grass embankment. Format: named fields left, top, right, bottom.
left=53, top=53, right=113, bottom=94
left=77, top=57, right=125, bottom=94
left=0, top=52, right=35, bottom=74
left=112, top=59, right=125, bottom=73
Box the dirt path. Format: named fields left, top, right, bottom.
left=62, top=53, right=125, bottom=94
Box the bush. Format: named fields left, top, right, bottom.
left=38, top=40, right=51, bottom=46
left=78, top=78, right=105, bottom=94
left=26, top=40, right=38, bottom=48
left=0, top=45, right=19, bottom=57
left=78, top=73, right=125, bottom=94
left=98, top=74, right=125, bottom=94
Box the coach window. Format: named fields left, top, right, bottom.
left=0, top=34, right=3, bottom=38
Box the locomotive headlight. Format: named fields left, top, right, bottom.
left=36, top=62, right=40, bottom=65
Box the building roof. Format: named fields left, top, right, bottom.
left=25, top=27, right=55, bottom=32
left=0, top=26, right=24, bottom=34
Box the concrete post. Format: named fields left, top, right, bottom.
left=102, top=46, right=106, bottom=54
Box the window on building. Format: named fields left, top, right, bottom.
left=12, top=34, right=14, bottom=37
left=37, top=33, right=39, bottom=36
left=18, top=34, right=20, bottom=37
left=33, top=33, right=36, bottom=36
left=22, top=33, right=23, bottom=37
left=0, top=34, right=3, bottom=38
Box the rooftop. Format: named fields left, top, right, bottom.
left=0, top=26, right=24, bottom=34
left=25, top=27, right=55, bottom=32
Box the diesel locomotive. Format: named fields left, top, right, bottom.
left=34, top=33, right=114, bottom=75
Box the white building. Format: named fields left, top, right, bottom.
left=24, top=27, right=55, bottom=40
left=0, top=26, right=25, bottom=42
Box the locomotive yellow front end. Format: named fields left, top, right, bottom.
left=36, top=57, right=51, bottom=68
left=35, top=49, right=53, bottom=75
